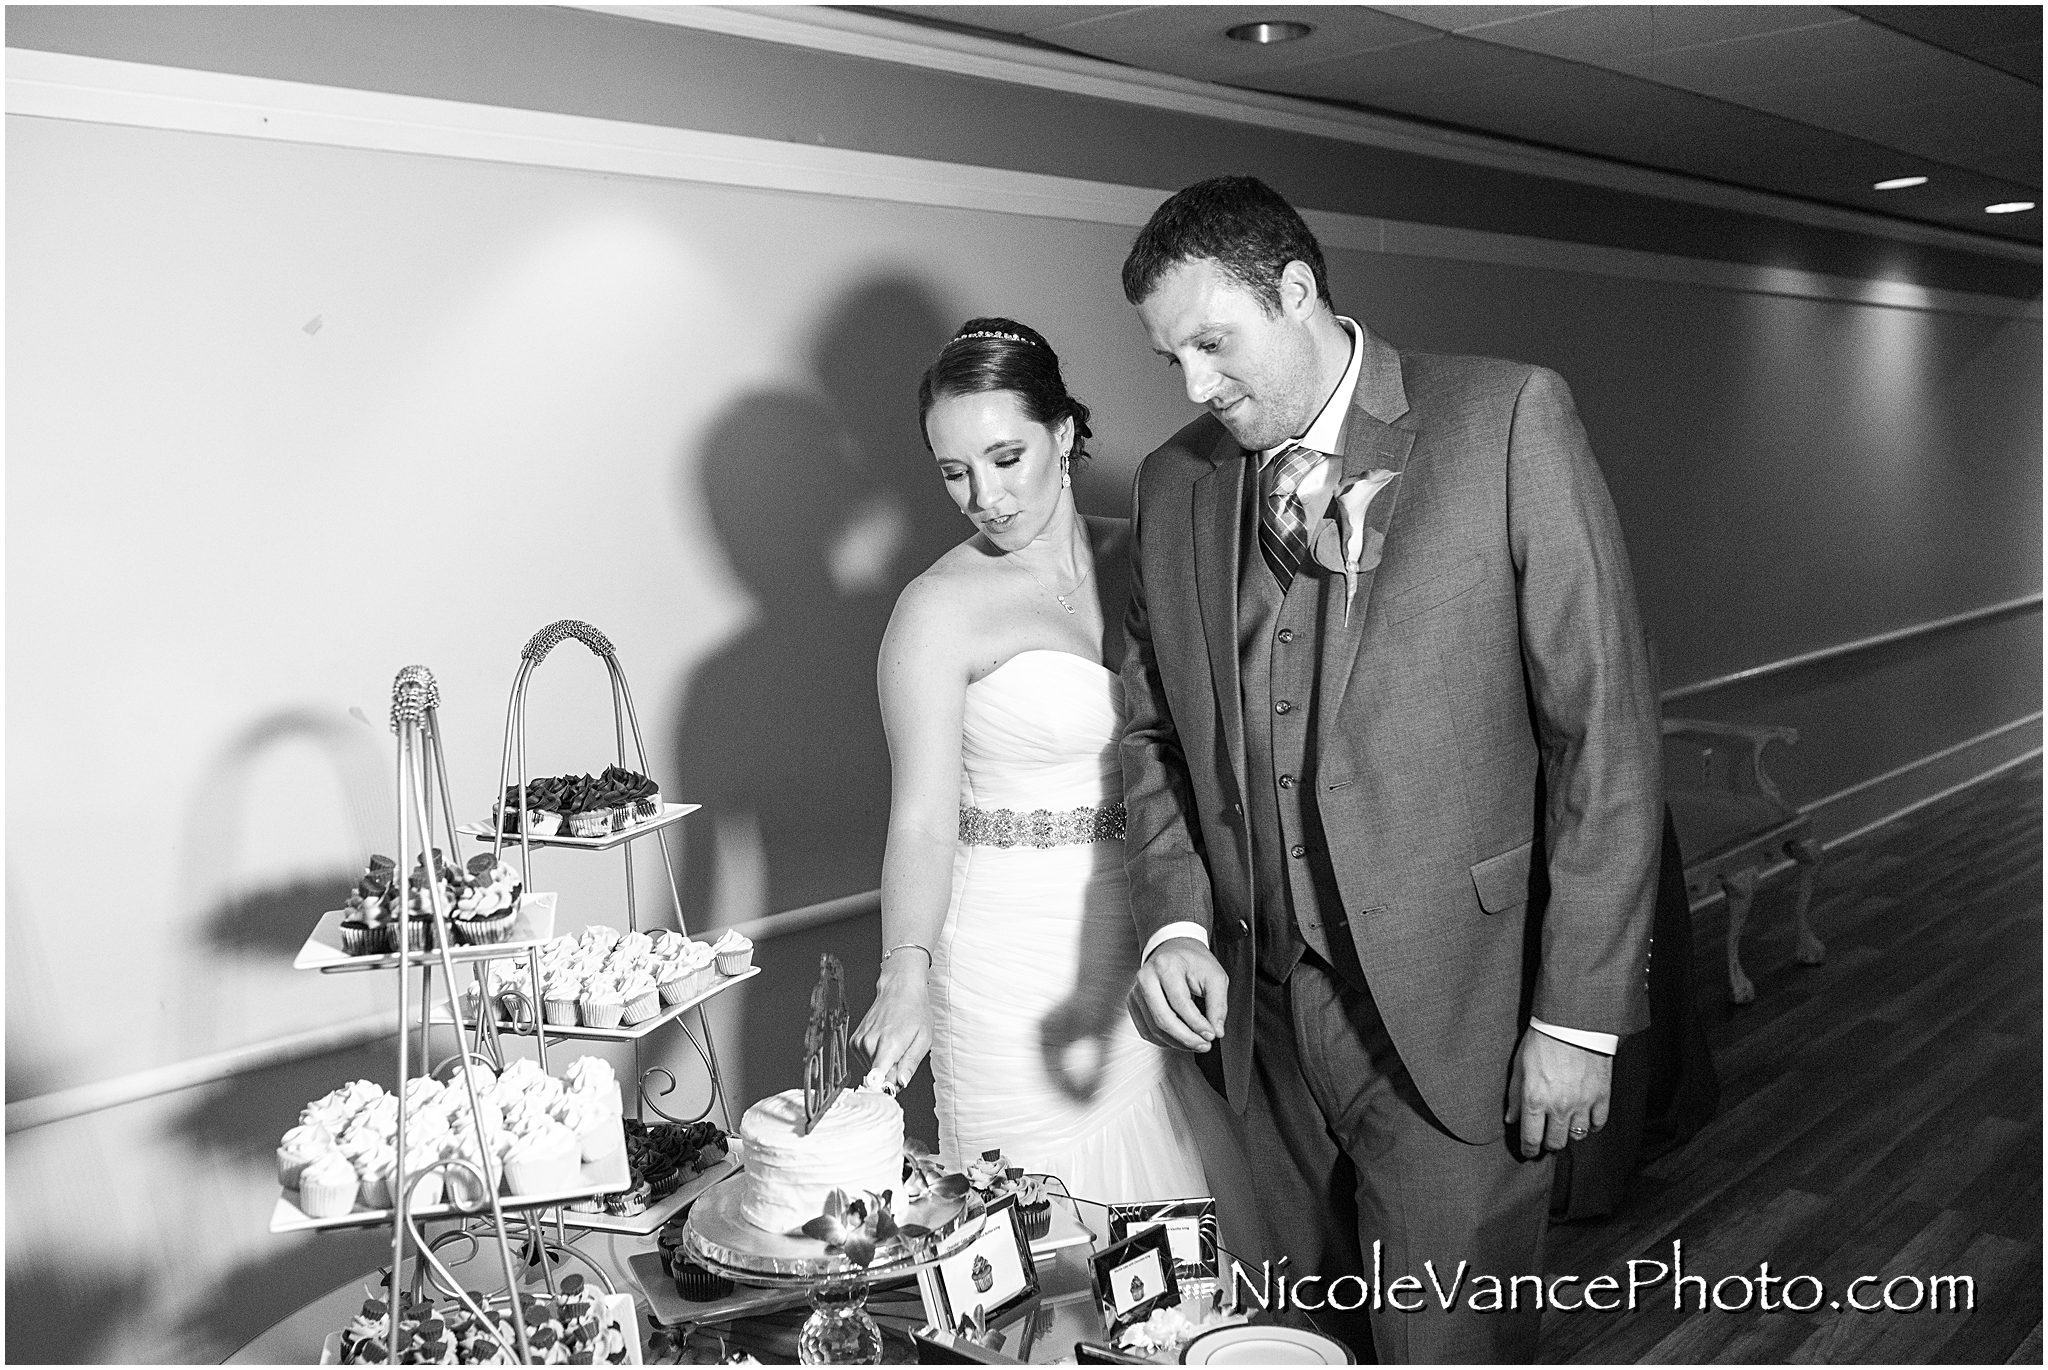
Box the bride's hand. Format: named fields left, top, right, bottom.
left=854, top=955, right=933, bottom=1091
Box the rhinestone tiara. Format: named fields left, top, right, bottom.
left=945, top=329, right=1037, bottom=350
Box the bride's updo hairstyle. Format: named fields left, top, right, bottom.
left=917, top=317, right=1094, bottom=463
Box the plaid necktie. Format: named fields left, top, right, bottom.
left=1259, top=442, right=1325, bottom=592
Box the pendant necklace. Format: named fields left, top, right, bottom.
left=1011, top=539, right=1093, bottom=615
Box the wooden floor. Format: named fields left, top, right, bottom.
left=1541, top=757, right=2042, bottom=1364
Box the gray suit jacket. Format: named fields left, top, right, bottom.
left=1120, top=323, right=1662, bottom=1145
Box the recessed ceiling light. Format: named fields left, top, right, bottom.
left=1985, top=202, right=2036, bottom=214
left=1226, top=20, right=1313, bottom=43
left=1872, top=176, right=1929, bottom=191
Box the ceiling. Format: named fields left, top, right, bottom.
left=861, top=4, right=2042, bottom=246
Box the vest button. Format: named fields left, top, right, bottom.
left=1274, top=700, right=1292, bottom=715
left=1277, top=628, right=1295, bottom=644
left=1278, top=774, right=1295, bottom=789
left=1290, top=844, right=1306, bottom=859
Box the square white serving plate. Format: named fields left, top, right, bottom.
left=460, top=803, right=699, bottom=852
left=272, top=1133, right=628, bottom=1234
left=438, top=966, right=758, bottom=1041
left=557, top=1148, right=741, bottom=1237
left=293, top=893, right=557, bottom=974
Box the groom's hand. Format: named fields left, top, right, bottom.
left=1505, top=1029, right=1612, bottom=1158
left=1129, top=937, right=1229, bottom=1052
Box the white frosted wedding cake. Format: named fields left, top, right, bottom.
left=737, top=1087, right=904, bottom=1234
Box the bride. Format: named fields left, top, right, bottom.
left=851, top=317, right=1210, bottom=1202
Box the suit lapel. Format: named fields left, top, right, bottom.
left=1320, top=332, right=1415, bottom=724
left=1192, top=438, right=1249, bottom=806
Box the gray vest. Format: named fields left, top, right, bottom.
left=1236, top=469, right=1357, bottom=986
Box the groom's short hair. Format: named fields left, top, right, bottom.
left=1121, top=176, right=1333, bottom=315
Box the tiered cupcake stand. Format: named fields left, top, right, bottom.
left=276, top=629, right=752, bottom=1363
left=280, top=666, right=603, bottom=1364
left=454, top=620, right=752, bottom=1240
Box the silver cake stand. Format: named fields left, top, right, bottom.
left=681, top=1181, right=986, bottom=1363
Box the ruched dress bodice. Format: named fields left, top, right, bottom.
left=958, top=649, right=1124, bottom=814
left=927, top=650, right=1208, bottom=1204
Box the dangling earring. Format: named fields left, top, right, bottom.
left=1060, top=451, right=1072, bottom=489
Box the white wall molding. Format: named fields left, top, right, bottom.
left=7, top=47, right=2037, bottom=322
left=585, top=3, right=2042, bottom=268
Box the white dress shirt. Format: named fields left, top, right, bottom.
left=1137, top=317, right=1616, bottom=1057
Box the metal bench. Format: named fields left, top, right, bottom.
left=1662, top=718, right=1826, bottom=1003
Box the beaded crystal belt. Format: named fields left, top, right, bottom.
left=958, top=802, right=1127, bottom=849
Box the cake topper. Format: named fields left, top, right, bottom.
left=801, top=953, right=851, bottom=1134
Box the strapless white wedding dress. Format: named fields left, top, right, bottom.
left=926, top=649, right=1210, bottom=1204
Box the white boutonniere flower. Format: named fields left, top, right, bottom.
left=1306, top=468, right=1398, bottom=617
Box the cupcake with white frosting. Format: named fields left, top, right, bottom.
left=578, top=976, right=624, bottom=1030
left=297, top=1150, right=361, bottom=1218
left=552, top=1093, right=621, bottom=1164
left=277, top=1123, right=336, bottom=1189
left=618, top=969, right=662, bottom=1026
left=503, top=1119, right=584, bottom=1196
left=711, top=928, right=754, bottom=976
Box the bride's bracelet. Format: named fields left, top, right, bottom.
left=883, top=942, right=933, bottom=968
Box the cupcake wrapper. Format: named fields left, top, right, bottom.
left=634, top=794, right=661, bottom=823
left=297, top=1172, right=361, bottom=1219
left=339, top=922, right=393, bottom=956
left=504, top=1150, right=583, bottom=1197
left=580, top=1002, right=624, bottom=1029
left=621, top=991, right=663, bottom=1025
left=1019, top=1203, right=1052, bottom=1241
left=404, top=918, right=438, bottom=952
left=672, top=1262, right=734, bottom=1302
left=604, top=1184, right=650, bottom=1217
left=357, top=1170, right=392, bottom=1210
left=277, top=1149, right=320, bottom=1190
left=451, top=910, right=516, bottom=946
left=544, top=997, right=581, bottom=1027
left=715, top=950, right=753, bottom=976
left=671, top=966, right=703, bottom=1000
left=578, top=1119, right=623, bottom=1165
left=566, top=811, right=612, bottom=838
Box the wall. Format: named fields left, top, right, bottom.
left=6, top=9, right=2038, bottom=1362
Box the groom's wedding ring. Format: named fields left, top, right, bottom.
left=1569, top=1125, right=1589, bottom=1136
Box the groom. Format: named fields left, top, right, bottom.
left=1118, top=177, right=1662, bottom=1363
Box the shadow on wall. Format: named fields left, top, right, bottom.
left=189, top=707, right=391, bottom=962
left=671, top=274, right=963, bottom=1106
left=5, top=1258, right=153, bottom=1365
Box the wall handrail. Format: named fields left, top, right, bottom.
left=1661, top=592, right=2041, bottom=704
left=5, top=890, right=889, bottom=1134
left=7, top=1010, right=401, bottom=1135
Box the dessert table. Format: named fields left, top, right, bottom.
left=223, top=1219, right=1131, bottom=1364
